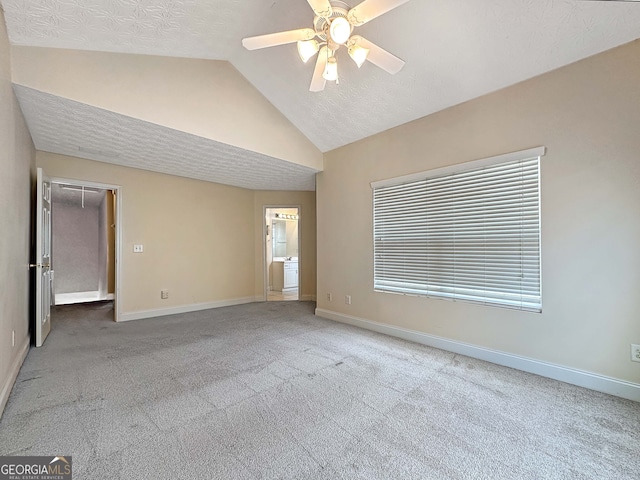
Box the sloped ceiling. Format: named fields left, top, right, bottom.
left=2, top=0, right=640, bottom=188
left=14, top=85, right=318, bottom=191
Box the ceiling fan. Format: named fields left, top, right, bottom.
left=242, top=0, right=410, bottom=92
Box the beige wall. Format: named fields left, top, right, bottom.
left=37, top=152, right=256, bottom=315
left=0, top=8, right=35, bottom=417
left=12, top=47, right=323, bottom=170
left=317, top=40, right=640, bottom=384
left=37, top=153, right=318, bottom=315
left=254, top=192, right=317, bottom=301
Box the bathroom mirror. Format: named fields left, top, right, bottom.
left=272, top=219, right=287, bottom=258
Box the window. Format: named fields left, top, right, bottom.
left=372, top=147, right=544, bottom=312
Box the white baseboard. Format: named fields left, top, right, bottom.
left=56, top=291, right=100, bottom=305
left=315, top=308, right=640, bottom=402
left=119, top=296, right=258, bottom=322
left=0, top=335, right=30, bottom=419
left=55, top=291, right=114, bottom=305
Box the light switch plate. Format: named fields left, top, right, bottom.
left=133, top=244, right=144, bottom=253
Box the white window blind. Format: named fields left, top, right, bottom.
left=372, top=147, right=543, bottom=312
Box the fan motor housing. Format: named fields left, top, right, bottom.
left=314, top=2, right=352, bottom=42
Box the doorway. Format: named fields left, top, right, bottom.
left=49, top=178, right=121, bottom=321
left=264, top=207, right=300, bottom=301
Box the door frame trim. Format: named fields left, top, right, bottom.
left=49, top=176, right=123, bottom=322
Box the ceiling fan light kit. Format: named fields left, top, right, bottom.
left=348, top=42, right=369, bottom=68
left=329, top=16, right=352, bottom=44
left=242, top=0, right=410, bottom=92
left=297, top=39, right=320, bottom=63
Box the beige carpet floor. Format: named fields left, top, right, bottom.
left=0, top=301, right=638, bottom=479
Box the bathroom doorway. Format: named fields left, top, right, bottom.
left=264, top=207, right=300, bottom=301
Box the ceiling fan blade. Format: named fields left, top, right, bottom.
left=307, top=0, right=333, bottom=18
left=310, top=46, right=328, bottom=92
left=353, top=36, right=405, bottom=74
left=242, top=28, right=315, bottom=50
left=347, top=0, right=410, bottom=26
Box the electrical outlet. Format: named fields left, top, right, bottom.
left=327, top=293, right=332, bottom=301
left=631, top=344, right=640, bottom=363
left=345, top=295, right=352, bottom=305
left=161, top=289, right=169, bottom=300
left=133, top=244, right=144, bottom=253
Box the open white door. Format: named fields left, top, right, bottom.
left=34, top=168, right=53, bottom=347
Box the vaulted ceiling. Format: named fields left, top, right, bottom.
left=2, top=0, right=640, bottom=190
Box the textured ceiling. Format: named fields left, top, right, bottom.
left=3, top=0, right=640, bottom=178
left=232, top=0, right=640, bottom=151
left=14, top=86, right=318, bottom=191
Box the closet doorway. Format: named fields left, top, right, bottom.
left=264, top=207, right=300, bottom=302
left=50, top=178, right=120, bottom=319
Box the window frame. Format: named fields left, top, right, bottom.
left=371, top=146, right=545, bottom=312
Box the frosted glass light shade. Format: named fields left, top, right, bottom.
left=323, top=57, right=338, bottom=81
left=297, top=39, right=319, bottom=63
left=329, top=17, right=351, bottom=44
left=348, top=44, right=369, bottom=68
